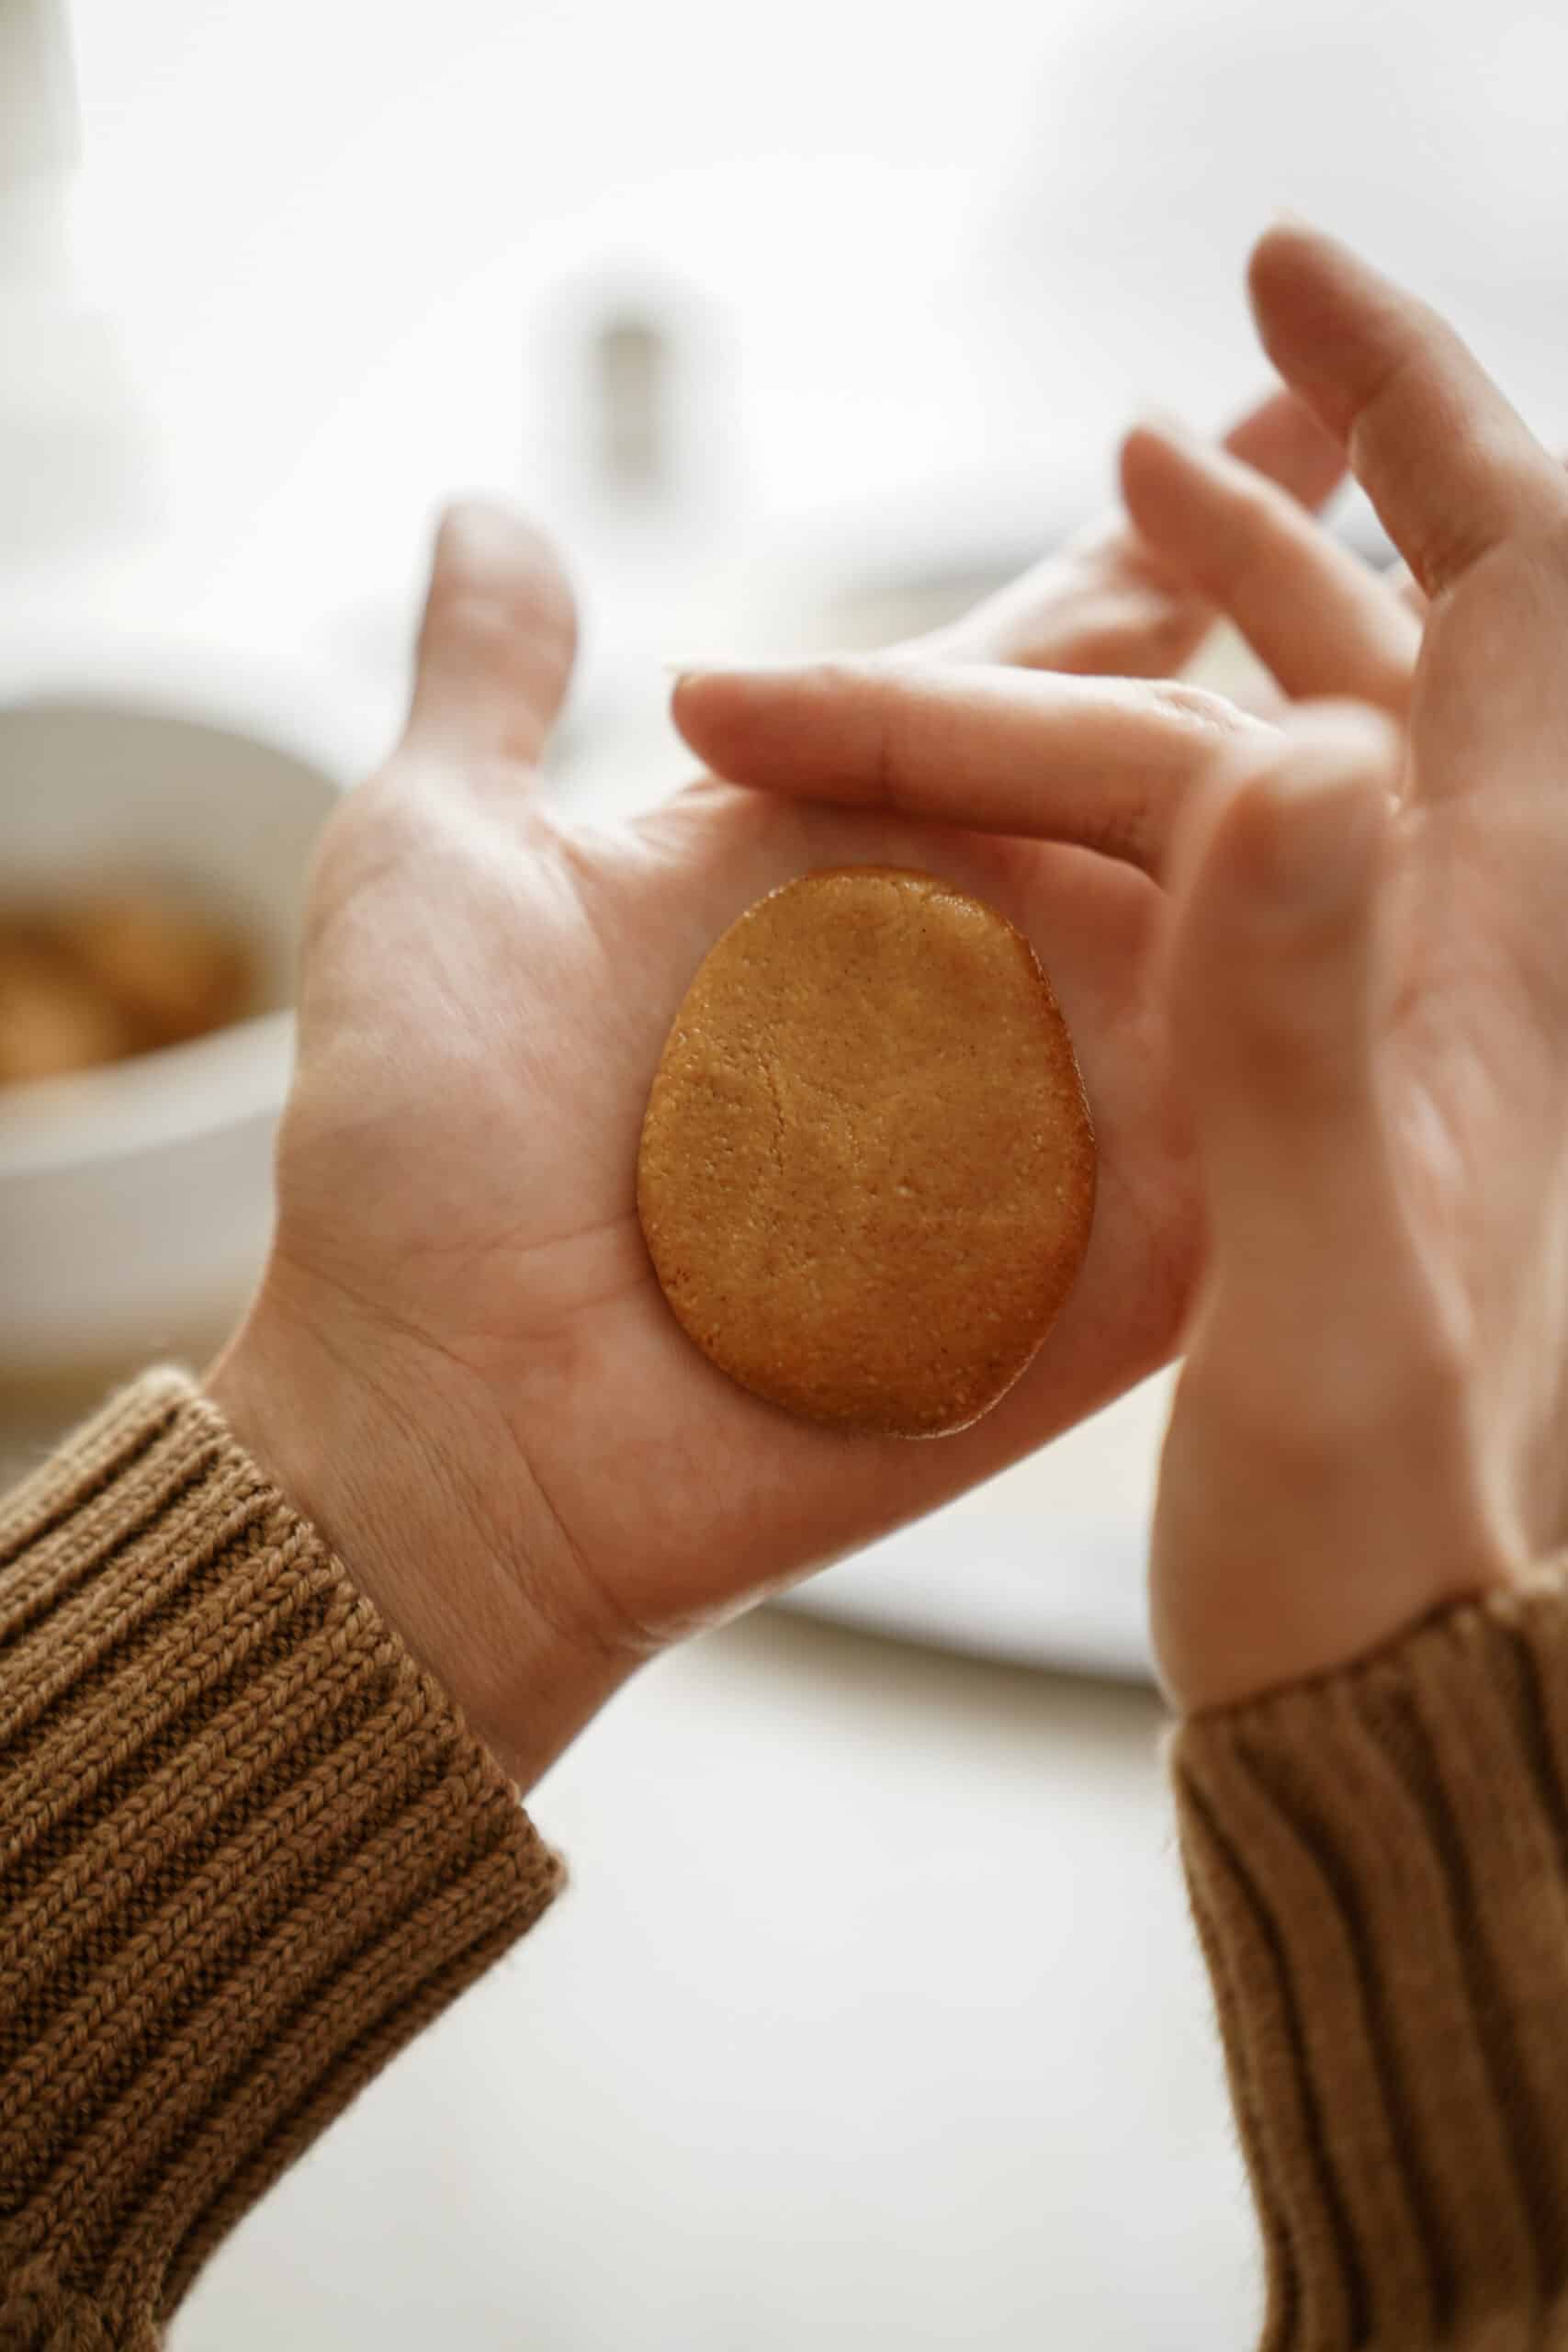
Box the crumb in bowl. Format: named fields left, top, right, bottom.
left=0, top=888, right=257, bottom=1088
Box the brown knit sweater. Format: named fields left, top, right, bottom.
left=3, top=1374, right=1567, bottom=2347
left=0, top=1372, right=560, bottom=2351
left=1174, top=1582, right=1568, bottom=2346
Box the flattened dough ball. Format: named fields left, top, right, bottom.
left=637, top=865, right=1096, bottom=1438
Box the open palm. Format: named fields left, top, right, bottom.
left=210, top=397, right=1336, bottom=1781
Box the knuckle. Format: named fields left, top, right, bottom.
left=1151, top=680, right=1257, bottom=741
left=423, top=583, right=572, bottom=684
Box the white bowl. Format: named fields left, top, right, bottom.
left=0, top=631, right=377, bottom=1383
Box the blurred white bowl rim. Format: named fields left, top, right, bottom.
left=0, top=621, right=381, bottom=1374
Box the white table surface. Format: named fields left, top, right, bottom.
left=176, top=1606, right=1259, bottom=2351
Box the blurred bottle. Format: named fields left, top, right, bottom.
left=522, top=263, right=738, bottom=805
left=528, top=263, right=733, bottom=531
left=592, top=310, right=671, bottom=496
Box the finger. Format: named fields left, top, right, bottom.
left=1382, top=440, right=1568, bottom=619
left=1120, top=421, right=1420, bottom=712
left=1219, top=382, right=1348, bottom=511
left=404, top=500, right=579, bottom=769
left=1247, top=223, right=1568, bottom=596
left=671, top=661, right=1272, bottom=876
left=1168, top=702, right=1403, bottom=1325
left=916, top=385, right=1346, bottom=674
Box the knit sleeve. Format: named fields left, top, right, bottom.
left=0, top=1369, right=562, bottom=2352
left=1172, top=1572, right=1568, bottom=2349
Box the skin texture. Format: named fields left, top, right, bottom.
left=206, top=388, right=1339, bottom=1789
left=637, top=867, right=1095, bottom=1438
left=694, top=227, right=1568, bottom=1712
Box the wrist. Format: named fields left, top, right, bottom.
left=1150, top=1374, right=1525, bottom=1715
left=205, top=1267, right=635, bottom=1789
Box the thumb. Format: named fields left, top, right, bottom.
left=1169, top=702, right=1404, bottom=1369
left=404, top=500, right=578, bottom=769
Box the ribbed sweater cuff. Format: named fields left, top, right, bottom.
left=0, top=1369, right=562, bottom=2351
left=1173, top=1574, right=1568, bottom=2349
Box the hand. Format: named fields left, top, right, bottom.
left=208, top=472, right=1296, bottom=1788
left=895, top=383, right=1344, bottom=687
left=678, top=226, right=1568, bottom=1717
left=1118, top=411, right=1426, bottom=719
left=1150, top=225, right=1568, bottom=1710
left=1112, top=379, right=1564, bottom=738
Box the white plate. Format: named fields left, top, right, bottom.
left=776, top=1370, right=1175, bottom=1679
